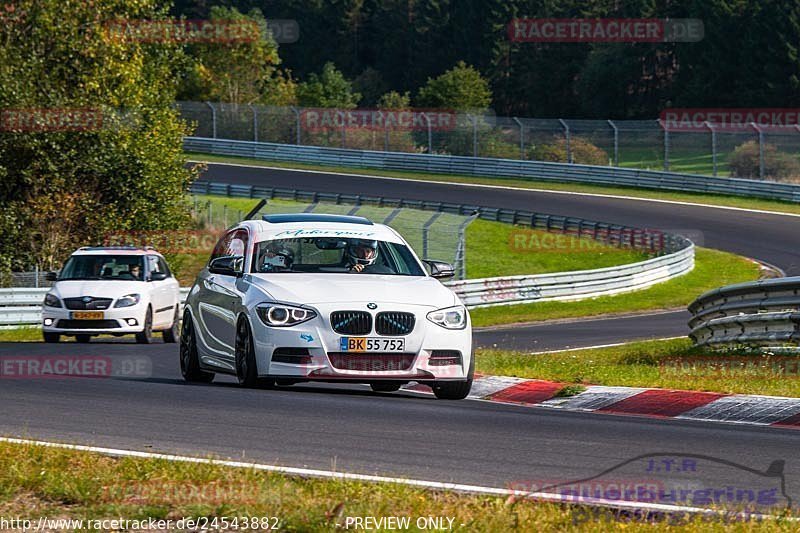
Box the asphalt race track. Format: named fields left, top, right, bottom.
left=473, top=310, right=690, bottom=352
left=1, top=340, right=799, bottom=503
left=4, top=163, right=800, bottom=502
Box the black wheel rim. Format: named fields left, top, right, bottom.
left=236, top=320, right=250, bottom=382
left=180, top=317, right=192, bottom=375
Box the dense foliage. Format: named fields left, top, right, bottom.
left=0, top=0, right=198, bottom=271
left=172, top=0, right=800, bottom=118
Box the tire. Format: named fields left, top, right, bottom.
left=135, top=307, right=153, bottom=344
left=235, top=317, right=260, bottom=388
left=162, top=307, right=179, bottom=343
left=179, top=313, right=214, bottom=383
left=75, top=334, right=91, bottom=343
left=43, top=332, right=60, bottom=343
left=432, top=350, right=474, bottom=400
left=370, top=382, right=403, bottom=393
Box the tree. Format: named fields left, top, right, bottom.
left=0, top=0, right=198, bottom=272
left=178, top=6, right=296, bottom=105
left=416, top=61, right=492, bottom=111
left=296, top=62, right=361, bottom=108
left=377, top=91, right=411, bottom=110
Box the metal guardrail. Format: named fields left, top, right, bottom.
left=184, top=137, right=800, bottom=203
left=688, top=278, right=800, bottom=347
left=0, top=181, right=695, bottom=326
left=2, top=244, right=694, bottom=323
left=453, top=245, right=694, bottom=308
left=195, top=180, right=694, bottom=307
left=0, top=288, right=192, bottom=327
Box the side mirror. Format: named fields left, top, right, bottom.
left=209, top=256, right=244, bottom=277
left=149, top=272, right=168, bottom=281
left=424, top=260, right=455, bottom=279
left=45, top=272, right=58, bottom=282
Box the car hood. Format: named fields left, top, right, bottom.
left=247, top=273, right=458, bottom=309
left=51, top=280, right=146, bottom=299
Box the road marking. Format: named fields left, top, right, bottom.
left=0, top=436, right=790, bottom=522
left=193, top=160, right=800, bottom=219
left=527, top=336, right=685, bottom=355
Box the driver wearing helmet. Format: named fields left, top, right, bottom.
left=259, top=243, right=295, bottom=272
left=346, top=239, right=390, bottom=273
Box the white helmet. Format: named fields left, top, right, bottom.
left=347, top=239, right=378, bottom=266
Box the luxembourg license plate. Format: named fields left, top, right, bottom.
left=340, top=337, right=405, bottom=352
left=71, top=311, right=104, bottom=320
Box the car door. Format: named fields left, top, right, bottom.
left=156, top=256, right=180, bottom=324
left=146, top=255, right=172, bottom=328
left=196, top=229, right=248, bottom=363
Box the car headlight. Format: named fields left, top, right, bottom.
left=43, top=294, right=62, bottom=308
left=256, top=304, right=316, bottom=327
left=114, top=294, right=141, bottom=308
left=427, top=305, right=467, bottom=330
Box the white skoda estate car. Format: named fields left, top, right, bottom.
left=181, top=213, right=473, bottom=399
left=42, top=246, right=181, bottom=344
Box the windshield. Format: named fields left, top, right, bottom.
left=252, top=237, right=425, bottom=276
left=58, top=255, right=145, bottom=281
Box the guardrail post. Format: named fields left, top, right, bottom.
left=339, top=110, right=347, bottom=148
left=290, top=106, right=301, bottom=145
left=704, top=121, right=717, bottom=176
left=205, top=102, right=217, bottom=139
left=658, top=119, right=669, bottom=171
left=607, top=119, right=619, bottom=166
left=420, top=112, right=433, bottom=154
left=248, top=104, right=258, bottom=142
left=377, top=111, right=388, bottom=151
left=455, top=213, right=478, bottom=279
left=558, top=119, right=572, bottom=163
left=466, top=114, right=478, bottom=157
left=422, top=212, right=442, bottom=260
left=513, top=117, right=524, bottom=160
left=750, top=122, right=765, bottom=180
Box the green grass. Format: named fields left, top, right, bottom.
left=464, top=220, right=648, bottom=279
left=0, top=326, right=44, bottom=342
left=188, top=152, right=800, bottom=216
left=476, top=337, right=800, bottom=398
left=0, top=441, right=796, bottom=530
left=470, top=248, right=760, bottom=327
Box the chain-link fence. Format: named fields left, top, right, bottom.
left=177, top=101, right=800, bottom=183
left=1, top=270, right=53, bottom=288
left=191, top=195, right=476, bottom=279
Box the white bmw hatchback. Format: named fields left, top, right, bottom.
left=181, top=213, right=473, bottom=399
left=41, top=246, right=181, bottom=343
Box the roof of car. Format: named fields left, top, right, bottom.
left=244, top=215, right=404, bottom=243
left=262, top=213, right=373, bottom=225
left=71, top=246, right=164, bottom=256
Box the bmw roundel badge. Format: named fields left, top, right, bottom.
left=367, top=302, right=377, bottom=310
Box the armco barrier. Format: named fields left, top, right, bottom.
left=196, top=180, right=695, bottom=307
left=1, top=182, right=695, bottom=326
left=184, top=137, right=800, bottom=203
left=453, top=244, right=693, bottom=308
left=0, top=288, right=191, bottom=327
left=2, top=244, right=694, bottom=323
left=688, top=278, right=800, bottom=347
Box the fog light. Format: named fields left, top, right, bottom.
left=126, top=318, right=138, bottom=326
left=43, top=318, right=53, bottom=326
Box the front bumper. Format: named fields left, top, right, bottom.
left=250, top=304, right=472, bottom=381
left=42, top=304, right=148, bottom=335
